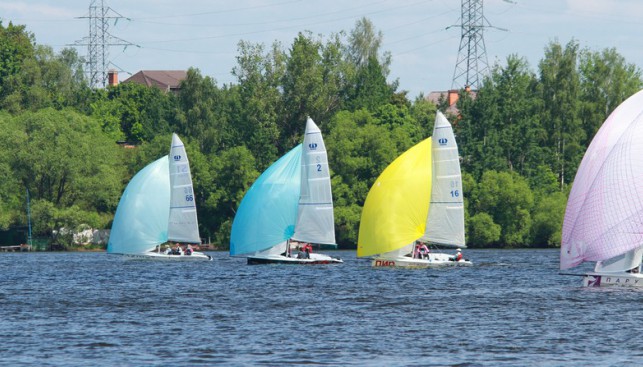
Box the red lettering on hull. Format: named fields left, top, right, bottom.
left=374, top=260, right=396, bottom=267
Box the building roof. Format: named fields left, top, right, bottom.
left=123, top=70, right=187, bottom=92
left=426, top=89, right=477, bottom=115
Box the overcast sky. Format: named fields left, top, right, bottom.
left=2, top=0, right=643, bottom=98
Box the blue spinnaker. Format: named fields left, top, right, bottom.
left=230, top=145, right=302, bottom=256
left=108, top=156, right=170, bottom=254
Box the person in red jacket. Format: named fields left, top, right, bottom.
left=454, top=248, right=463, bottom=261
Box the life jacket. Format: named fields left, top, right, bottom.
left=455, top=252, right=463, bottom=261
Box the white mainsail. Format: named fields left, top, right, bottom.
left=167, top=133, right=201, bottom=244
left=291, top=117, right=336, bottom=245
left=421, top=111, right=465, bottom=248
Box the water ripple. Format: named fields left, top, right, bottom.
left=0, top=249, right=641, bottom=366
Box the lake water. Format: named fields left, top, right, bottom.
left=0, top=249, right=641, bottom=366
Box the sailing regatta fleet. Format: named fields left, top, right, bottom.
left=105, top=97, right=643, bottom=287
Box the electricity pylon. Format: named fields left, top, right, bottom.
left=72, top=0, right=136, bottom=88
left=449, top=0, right=507, bottom=90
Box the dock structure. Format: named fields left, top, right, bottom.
left=0, top=244, right=32, bottom=252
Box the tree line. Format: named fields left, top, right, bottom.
left=0, top=19, right=640, bottom=249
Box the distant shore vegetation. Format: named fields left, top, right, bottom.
left=0, top=18, right=641, bottom=249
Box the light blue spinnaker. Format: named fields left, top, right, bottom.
left=107, top=156, right=170, bottom=254
left=230, top=144, right=302, bottom=256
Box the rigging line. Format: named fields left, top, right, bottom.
left=486, top=1, right=516, bottom=16
left=384, top=25, right=446, bottom=47
left=137, top=0, right=431, bottom=45
left=133, top=0, right=393, bottom=28
left=382, top=9, right=453, bottom=33
left=134, top=0, right=304, bottom=20
left=393, top=34, right=458, bottom=56
left=141, top=45, right=235, bottom=55
left=1, top=17, right=83, bottom=23
left=515, top=2, right=641, bottom=26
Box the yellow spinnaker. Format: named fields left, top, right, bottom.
left=357, top=138, right=432, bottom=257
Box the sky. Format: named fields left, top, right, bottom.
left=2, top=0, right=643, bottom=98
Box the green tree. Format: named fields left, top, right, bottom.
left=539, top=40, right=584, bottom=190
left=1, top=109, right=123, bottom=240
left=578, top=47, right=643, bottom=146
left=458, top=55, right=544, bottom=180
left=206, top=146, right=259, bottom=246
left=468, top=212, right=501, bottom=247
left=344, top=18, right=396, bottom=111
left=530, top=191, right=567, bottom=247
left=0, top=21, right=35, bottom=103
left=346, top=55, right=393, bottom=111
left=174, top=68, right=229, bottom=154
left=232, top=40, right=284, bottom=169
left=2, top=45, right=91, bottom=114
left=8, top=109, right=123, bottom=210
left=98, top=81, right=174, bottom=142
left=473, top=170, right=534, bottom=246
left=280, top=32, right=346, bottom=149
left=410, top=95, right=438, bottom=134
left=0, top=112, right=24, bottom=229
left=346, top=17, right=391, bottom=75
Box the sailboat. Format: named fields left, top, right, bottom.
left=561, top=90, right=643, bottom=287
left=107, top=133, right=212, bottom=261
left=230, top=117, right=342, bottom=265
left=357, top=111, right=472, bottom=268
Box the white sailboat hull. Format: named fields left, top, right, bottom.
left=582, top=272, right=643, bottom=287
left=371, top=252, right=472, bottom=268
left=118, top=251, right=212, bottom=261
left=247, top=252, right=343, bottom=265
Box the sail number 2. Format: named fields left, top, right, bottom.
left=450, top=190, right=459, bottom=197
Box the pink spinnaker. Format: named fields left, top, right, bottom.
left=561, top=90, right=643, bottom=270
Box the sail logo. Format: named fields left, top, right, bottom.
left=438, top=138, right=448, bottom=146
left=173, top=154, right=182, bottom=161
left=585, top=275, right=601, bottom=287
left=308, top=143, right=318, bottom=150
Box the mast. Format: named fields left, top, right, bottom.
left=26, top=188, right=32, bottom=248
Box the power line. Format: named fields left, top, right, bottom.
left=134, top=0, right=427, bottom=45
left=134, top=0, right=303, bottom=20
